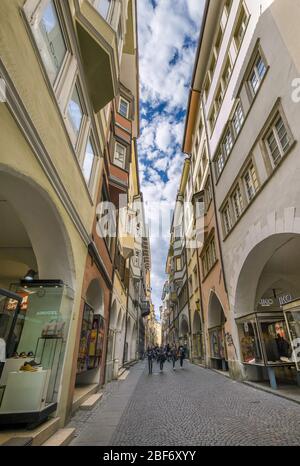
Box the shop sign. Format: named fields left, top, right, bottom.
left=259, top=294, right=293, bottom=307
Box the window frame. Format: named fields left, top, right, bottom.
left=222, top=203, right=233, bottom=236
left=264, top=113, right=291, bottom=169
left=118, top=97, right=130, bottom=119
left=113, top=141, right=127, bottom=170
left=81, top=132, right=99, bottom=191
left=232, top=101, right=244, bottom=137
left=248, top=52, right=267, bottom=98
left=243, top=162, right=259, bottom=202
left=24, top=0, right=73, bottom=94
left=64, top=77, right=89, bottom=150
left=233, top=3, right=249, bottom=52
left=231, top=183, right=244, bottom=221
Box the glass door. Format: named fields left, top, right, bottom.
left=284, top=308, right=300, bottom=371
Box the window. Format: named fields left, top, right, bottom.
left=204, top=177, right=213, bottom=210
left=231, top=184, right=244, bottom=220
left=215, top=86, right=223, bottom=112
left=244, top=164, right=259, bottom=201
left=265, top=114, right=290, bottom=167
left=210, top=239, right=217, bottom=265
left=223, top=203, right=232, bottom=235
left=119, top=97, right=129, bottom=118
left=29, top=0, right=67, bottom=85
left=216, top=151, right=225, bottom=177
left=94, top=0, right=112, bottom=20
left=82, top=137, right=96, bottom=185
left=249, top=53, right=267, bottom=96
left=193, top=267, right=198, bottom=290
left=223, top=127, right=233, bottom=157
left=234, top=5, right=248, bottom=50
left=175, top=257, right=182, bottom=272
left=204, top=74, right=211, bottom=101
left=232, top=102, right=244, bottom=136
left=202, top=255, right=208, bottom=277
left=222, top=57, right=232, bottom=89
left=202, top=237, right=217, bottom=277
left=210, top=107, right=216, bottom=130
left=214, top=27, right=223, bottom=56
left=114, top=142, right=126, bottom=169
left=189, top=276, right=193, bottom=295
left=67, top=83, right=84, bottom=146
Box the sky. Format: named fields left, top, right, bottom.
left=137, top=0, right=205, bottom=318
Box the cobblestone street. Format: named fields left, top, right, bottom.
left=69, top=361, right=300, bottom=446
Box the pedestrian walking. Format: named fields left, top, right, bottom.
left=179, top=345, right=186, bottom=368
left=158, top=348, right=166, bottom=371
left=171, top=346, right=177, bottom=370
left=147, top=347, right=154, bottom=374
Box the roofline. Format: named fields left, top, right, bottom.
left=181, top=0, right=210, bottom=153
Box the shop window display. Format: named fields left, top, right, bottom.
left=237, top=320, right=263, bottom=364
left=260, top=319, right=292, bottom=364
left=283, top=304, right=300, bottom=371
left=236, top=312, right=294, bottom=367
left=77, top=303, right=105, bottom=374
left=0, top=281, right=73, bottom=419
left=209, top=327, right=226, bottom=360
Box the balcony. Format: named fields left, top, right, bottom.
left=74, top=0, right=119, bottom=112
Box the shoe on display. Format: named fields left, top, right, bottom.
left=19, top=352, right=27, bottom=358
left=27, top=351, right=34, bottom=358
left=12, top=352, right=19, bottom=358
left=19, top=362, right=38, bottom=372
left=280, top=356, right=290, bottom=363
left=27, top=360, right=41, bottom=367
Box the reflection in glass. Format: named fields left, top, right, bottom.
left=67, top=85, right=83, bottom=143
left=36, top=0, right=67, bottom=84
left=95, top=0, right=112, bottom=19
left=260, top=320, right=291, bottom=364
left=83, top=139, right=95, bottom=184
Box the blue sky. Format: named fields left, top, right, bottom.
left=137, top=1, right=205, bottom=317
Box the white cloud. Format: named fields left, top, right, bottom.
left=137, top=0, right=205, bottom=317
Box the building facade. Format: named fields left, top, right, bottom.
left=165, top=0, right=300, bottom=388
left=0, top=0, right=151, bottom=440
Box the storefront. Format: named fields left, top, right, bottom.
left=282, top=299, right=300, bottom=375
left=75, top=278, right=106, bottom=387
left=236, top=304, right=300, bottom=389
left=192, top=310, right=204, bottom=362
left=0, top=281, right=73, bottom=427
left=77, top=303, right=105, bottom=375
left=209, top=326, right=228, bottom=370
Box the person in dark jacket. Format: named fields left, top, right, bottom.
left=171, top=346, right=177, bottom=370
left=179, top=345, right=186, bottom=368
left=158, top=348, right=166, bottom=371
left=147, top=347, right=154, bottom=374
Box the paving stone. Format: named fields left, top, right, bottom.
left=68, top=361, right=300, bottom=446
